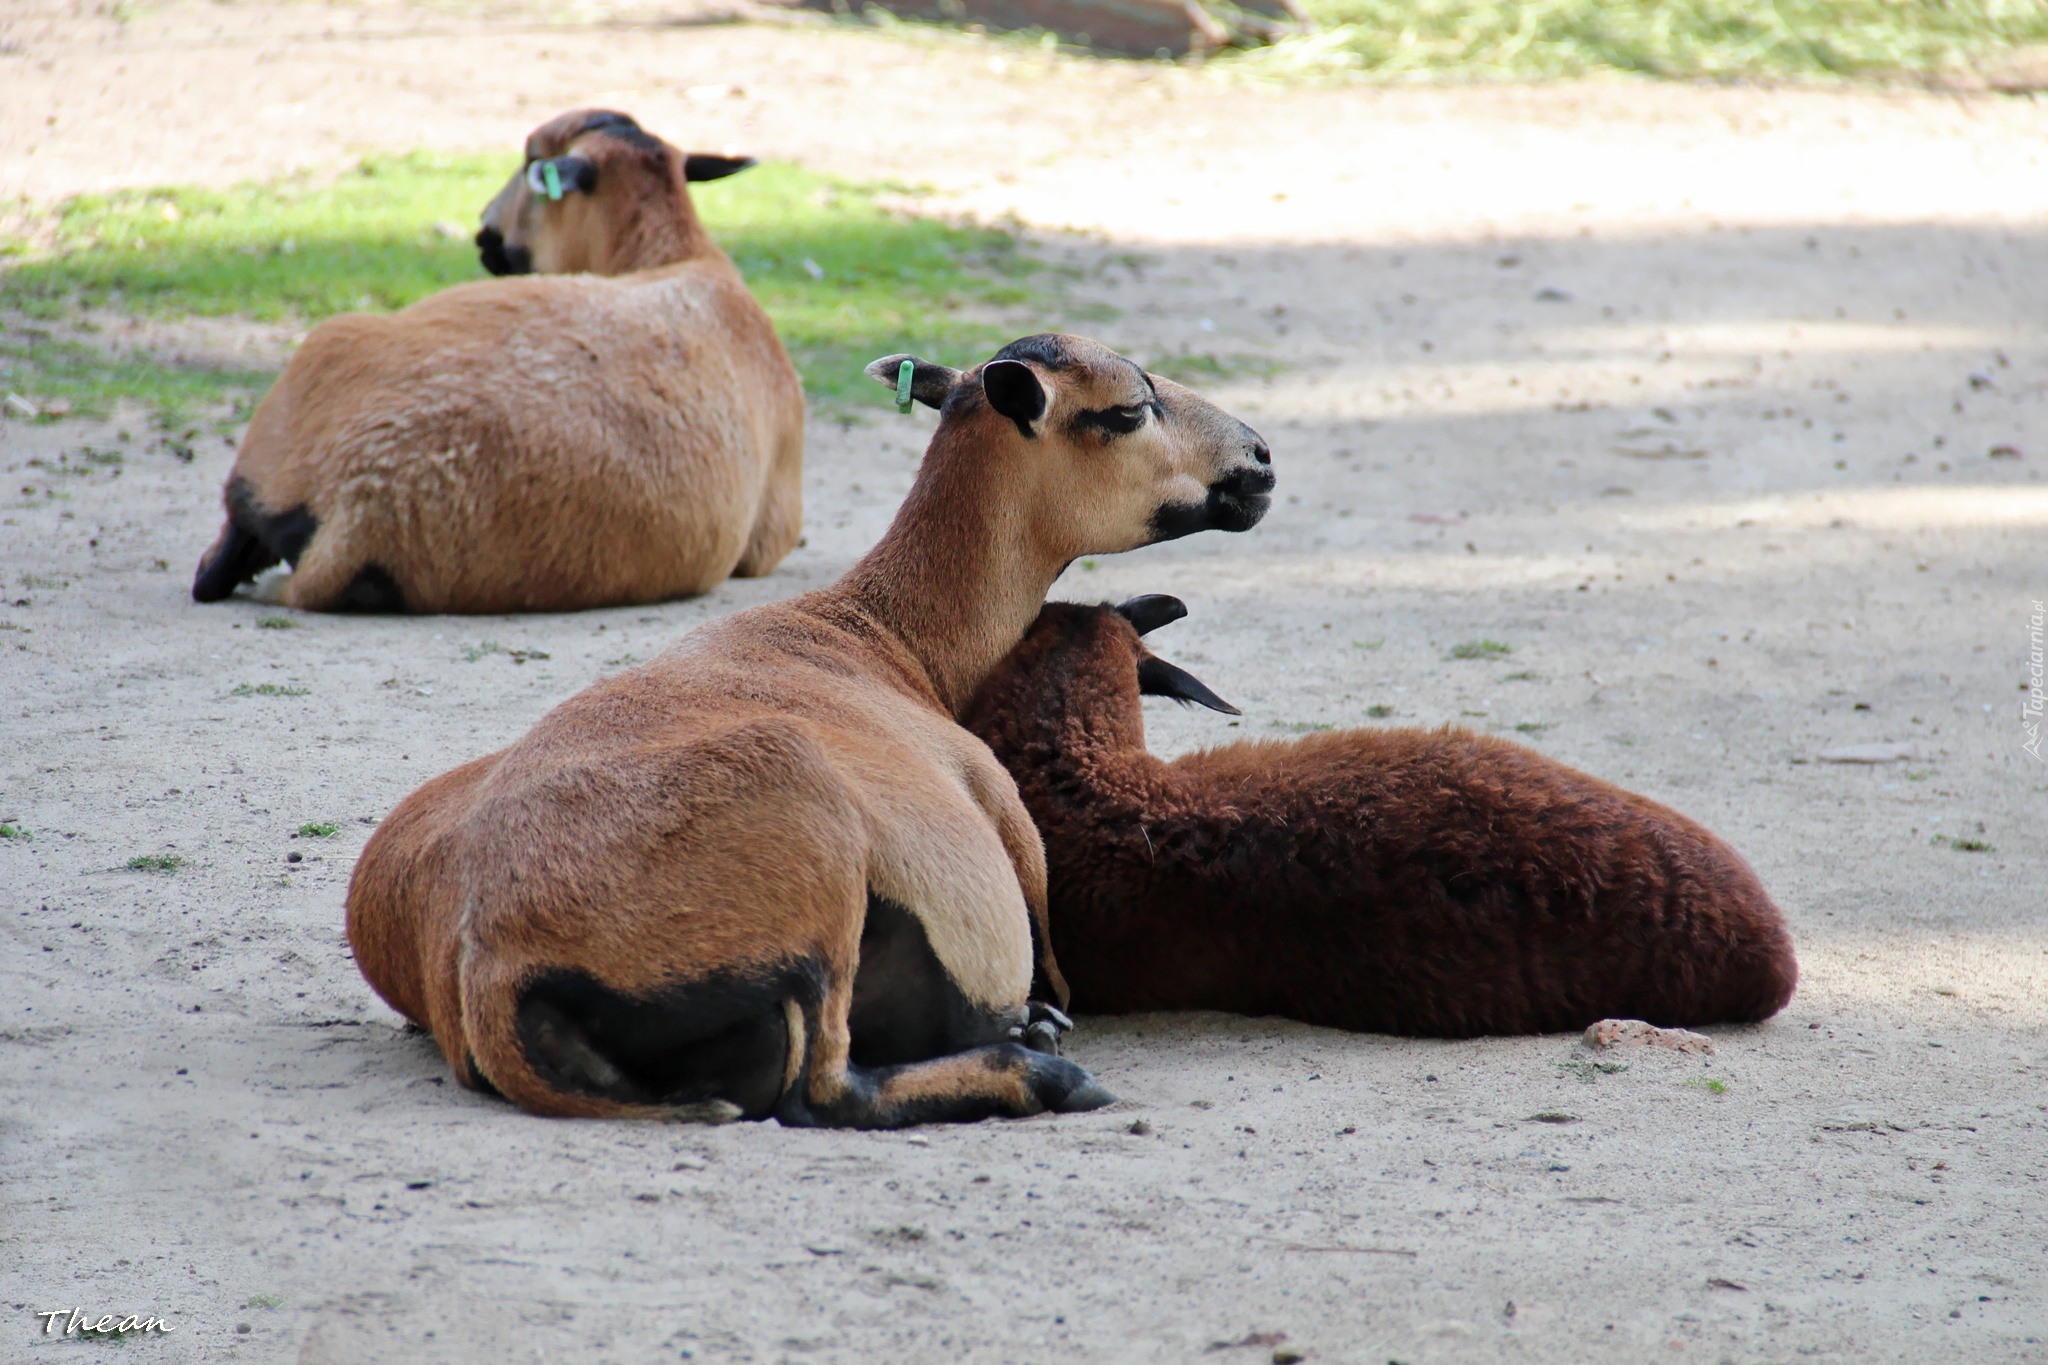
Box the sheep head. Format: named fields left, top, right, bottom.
left=965, top=596, right=1238, bottom=772
left=476, top=108, right=756, bottom=277
left=865, top=334, right=1274, bottom=564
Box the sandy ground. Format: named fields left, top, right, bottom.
left=3, top=5, right=2047, bottom=1362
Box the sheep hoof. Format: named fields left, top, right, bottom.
left=1052, top=1077, right=1119, bottom=1113
left=660, top=1099, right=744, bottom=1125
left=1024, top=1020, right=1063, bottom=1055
left=1028, top=1002, right=1074, bottom=1033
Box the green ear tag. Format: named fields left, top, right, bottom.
left=542, top=160, right=564, bottom=201
left=895, top=359, right=915, bottom=414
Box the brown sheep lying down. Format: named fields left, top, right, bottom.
left=191, top=108, right=802, bottom=613
left=962, top=596, right=1798, bottom=1036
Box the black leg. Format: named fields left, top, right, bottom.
left=778, top=1042, right=1116, bottom=1130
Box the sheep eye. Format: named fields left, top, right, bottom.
left=1077, top=405, right=1148, bottom=437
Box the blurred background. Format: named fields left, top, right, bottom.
left=3, top=0, right=2046, bottom=429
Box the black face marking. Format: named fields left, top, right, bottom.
left=478, top=228, right=531, bottom=277
left=475, top=226, right=516, bottom=277
left=992, top=333, right=1081, bottom=371
left=1149, top=463, right=1274, bottom=542
left=1070, top=403, right=1149, bottom=438
left=564, top=110, right=663, bottom=154
left=1067, top=358, right=1156, bottom=438
left=334, top=565, right=406, bottom=613
left=1146, top=499, right=1212, bottom=543
left=515, top=961, right=820, bottom=1119
left=848, top=894, right=1019, bottom=1067
left=1137, top=655, right=1240, bottom=715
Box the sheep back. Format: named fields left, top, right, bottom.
left=970, top=606, right=1797, bottom=1036
left=224, top=257, right=801, bottom=613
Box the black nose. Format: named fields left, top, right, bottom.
left=1220, top=463, right=1276, bottom=499
left=1249, top=437, right=1271, bottom=466
left=475, top=228, right=528, bottom=277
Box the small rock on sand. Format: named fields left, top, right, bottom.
left=1584, top=1019, right=1715, bottom=1055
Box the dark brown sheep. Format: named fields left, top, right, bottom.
left=962, top=596, right=1797, bottom=1036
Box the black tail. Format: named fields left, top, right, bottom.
left=192, top=478, right=319, bottom=603
left=192, top=520, right=277, bottom=602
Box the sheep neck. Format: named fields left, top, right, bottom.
left=837, top=429, right=1066, bottom=717
left=1002, top=640, right=1156, bottom=790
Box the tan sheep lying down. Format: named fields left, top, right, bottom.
left=192, top=109, right=803, bottom=614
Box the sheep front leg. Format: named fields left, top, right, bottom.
left=780, top=964, right=1110, bottom=1128
left=1013, top=1001, right=1075, bottom=1056
left=959, top=752, right=1072, bottom=1011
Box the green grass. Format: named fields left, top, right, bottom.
left=0, top=323, right=270, bottom=425
left=0, top=822, right=32, bottom=841
left=255, top=615, right=299, bottom=630
left=1227, top=0, right=2048, bottom=84
left=1931, top=834, right=1994, bottom=852
left=126, top=853, right=184, bottom=873
left=297, top=822, right=338, bottom=838
left=0, top=153, right=1050, bottom=417
left=461, top=640, right=550, bottom=664
left=231, top=682, right=310, bottom=697
left=1448, top=638, right=1514, bottom=659
left=1143, top=350, right=1286, bottom=386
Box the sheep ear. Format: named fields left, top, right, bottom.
left=684, top=153, right=756, bottom=182
left=527, top=155, right=598, bottom=199
left=1138, top=656, right=1240, bottom=715
left=864, top=354, right=959, bottom=409
left=980, top=359, right=1048, bottom=433
left=1114, top=595, right=1187, bottom=636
